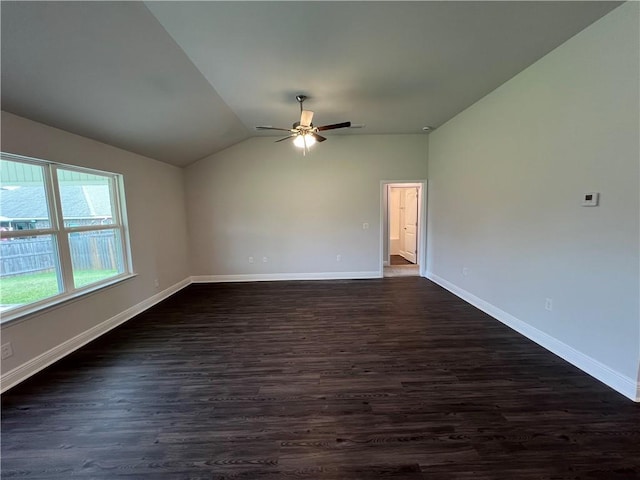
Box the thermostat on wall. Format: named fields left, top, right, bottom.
left=582, top=192, right=599, bottom=207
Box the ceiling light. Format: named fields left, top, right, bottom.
left=293, top=133, right=316, bottom=148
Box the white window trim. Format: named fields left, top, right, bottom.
left=0, top=153, right=134, bottom=324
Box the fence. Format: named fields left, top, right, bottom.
left=0, top=232, right=119, bottom=276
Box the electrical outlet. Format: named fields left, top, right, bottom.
left=362, top=223, right=369, bottom=230
left=1, top=342, right=14, bottom=360
left=154, top=278, right=159, bottom=288
left=262, top=257, right=268, bottom=263
left=462, top=267, right=469, bottom=277
left=545, top=298, right=553, bottom=311
left=248, top=256, right=254, bottom=264
left=336, top=254, right=341, bottom=262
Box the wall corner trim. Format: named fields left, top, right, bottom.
left=191, top=271, right=382, bottom=283
left=0, top=277, right=192, bottom=393
left=426, top=271, right=639, bottom=402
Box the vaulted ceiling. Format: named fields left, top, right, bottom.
left=1, top=1, right=622, bottom=167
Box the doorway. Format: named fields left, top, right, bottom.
left=380, top=182, right=425, bottom=278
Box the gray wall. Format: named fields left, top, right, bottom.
left=0, top=111, right=191, bottom=380
left=426, top=3, right=639, bottom=394
left=185, top=135, right=428, bottom=278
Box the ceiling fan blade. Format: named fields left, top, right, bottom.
left=255, top=126, right=293, bottom=132
left=300, top=110, right=314, bottom=127
left=316, top=121, right=351, bottom=131
left=275, top=134, right=296, bottom=143
left=310, top=132, right=327, bottom=143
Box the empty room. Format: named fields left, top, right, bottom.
left=1, top=1, right=639, bottom=478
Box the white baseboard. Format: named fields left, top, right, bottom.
left=426, top=271, right=639, bottom=402
left=191, top=271, right=382, bottom=283
left=0, top=277, right=192, bottom=393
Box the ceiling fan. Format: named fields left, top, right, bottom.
left=255, top=95, right=351, bottom=151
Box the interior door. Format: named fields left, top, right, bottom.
left=401, top=188, right=418, bottom=264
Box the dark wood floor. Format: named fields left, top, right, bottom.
left=2, top=278, right=639, bottom=479
left=390, top=255, right=413, bottom=266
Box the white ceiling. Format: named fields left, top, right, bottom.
left=1, top=1, right=622, bottom=167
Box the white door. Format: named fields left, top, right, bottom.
left=400, top=188, right=418, bottom=264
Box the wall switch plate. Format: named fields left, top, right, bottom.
left=582, top=192, right=599, bottom=206
left=362, top=223, right=369, bottom=230
left=336, top=254, right=341, bottom=262
left=248, top=256, right=254, bottom=264
left=1, top=342, right=14, bottom=360
left=262, top=257, right=268, bottom=263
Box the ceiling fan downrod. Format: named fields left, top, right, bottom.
left=295, top=94, right=308, bottom=112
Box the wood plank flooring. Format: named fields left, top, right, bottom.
left=390, top=255, right=413, bottom=266
left=2, top=278, right=639, bottom=479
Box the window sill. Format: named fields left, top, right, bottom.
left=0, top=273, right=138, bottom=327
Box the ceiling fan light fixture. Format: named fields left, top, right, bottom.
left=293, top=133, right=316, bottom=148
left=256, top=95, right=351, bottom=149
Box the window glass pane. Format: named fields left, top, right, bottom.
left=57, top=169, right=115, bottom=228
left=0, top=235, right=62, bottom=312
left=69, top=229, right=123, bottom=288
left=0, top=155, right=131, bottom=322
left=0, top=159, right=52, bottom=230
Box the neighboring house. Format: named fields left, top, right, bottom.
left=0, top=185, right=112, bottom=230
left=0, top=183, right=115, bottom=276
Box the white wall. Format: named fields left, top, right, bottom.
left=0, top=112, right=191, bottom=385
left=186, top=135, right=427, bottom=278
left=389, top=188, right=401, bottom=255
left=426, top=3, right=639, bottom=398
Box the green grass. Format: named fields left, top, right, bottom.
left=0, top=270, right=118, bottom=305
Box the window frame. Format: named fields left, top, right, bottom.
left=0, top=153, right=134, bottom=324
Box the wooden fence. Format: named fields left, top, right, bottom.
left=0, top=232, right=119, bottom=276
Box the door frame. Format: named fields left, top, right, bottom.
left=379, top=180, right=427, bottom=277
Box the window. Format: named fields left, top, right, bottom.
left=0, top=153, right=132, bottom=322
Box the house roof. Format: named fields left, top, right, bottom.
left=0, top=185, right=112, bottom=221
left=0, top=1, right=623, bottom=166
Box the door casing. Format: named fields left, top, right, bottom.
left=379, top=180, right=427, bottom=277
